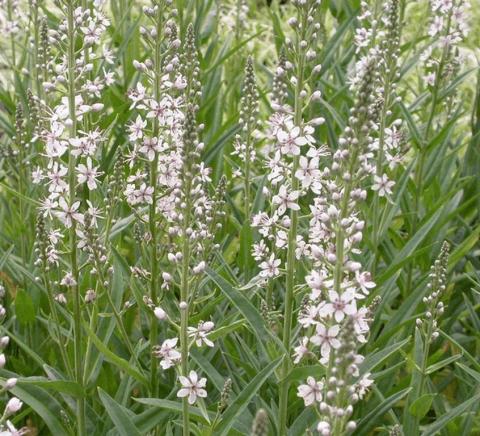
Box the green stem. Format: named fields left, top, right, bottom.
left=149, top=5, right=164, bottom=398
left=278, top=18, right=306, bottom=435
left=43, top=272, right=74, bottom=378
left=406, top=10, right=452, bottom=294
left=180, top=174, right=193, bottom=436
left=66, top=2, right=86, bottom=434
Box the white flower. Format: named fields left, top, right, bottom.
left=177, top=370, right=207, bottom=405
left=372, top=174, right=395, bottom=197
left=298, top=304, right=320, bottom=328
left=272, top=186, right=300, bottom=216
left=297, top=377, right=323, bottom=406
left=135, top=183, right=154, bottom=204
left=425, top=72, right=436, bottom=86
left=355, top=271, right=375, bottom=296
left=356, top=373, right=373, bottom=399
left=39, top=197, right=58, bottom=219
left=259, top=254, right=281, bottom=278
left=128, top=115, right=146, bottom=141
left=293, top=337, right=310, bottom=364
left=77, top=158, right=101, bottom=190
left=317, top=421, right=331, bottom=435
left=352, top=307, right=370, bottom=342
left=428, top=15, right=444, bottom=36
left=61, top=272, right=77, bottom=287
left=128, top=82, right=147, bottom=109
left=4, top=397, right=22, bottom=416
left=140, top=137, right=163, bottom=161
left=154, top=307, right=166, bottom=320
left=47, top=162, right=68, bottom=193
left=295, top=156, right=320, bottom=188
left=188, top=321, right=215, bottom=347
left=320, top=289, right=357, bottom=322
left=310, top=324, right=341, bottom=358
left=32, top=167, right=43, bottom=184
left=277, top=126, right=307, bottom=156
left=155, top=338, right=181, bottom=369
left=55, top=198, right=84, bottom=228
left=306, top=270, right=328, bottom=299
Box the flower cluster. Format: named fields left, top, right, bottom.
left=30, top=3, right=113, bottom=300
left=354, top=0, right=404, bottom=194
left=128, top=10, right=225, bottom=407
left=292, top=55, right=385, bottom=433
left=416, top=242, right=450, bottom=342
left=251, top=0, right=326, bottom=287
left=423, top=0, right=470, bottom=90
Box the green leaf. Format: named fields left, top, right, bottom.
left=426, top=354, right=462, bottom=375
left=206, top=267, right=284, bottom=357
left=134, top=398, right=212, bottom=425
left=238, top=221, right=254, bottom=272
left=361, top=338, right=410, bottom=374
left=19, top=377, right=85, bottom=398
left=421, top=393, right=480, bottom=435
left=98, top=388, right=142, bottom=436
left=356, top=388, right=412, bottom=436
left=282, top=365, right=325, bottom=385
left=409, top=393, right=436, bottom=419
left=83, top=321, right=148, bottom=386
left=15, top=289, right=36, bottom=325
left=216, top=357, right=282, bottom=435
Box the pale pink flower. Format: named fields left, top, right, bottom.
left=55, top=198, right=84, bottom=228
left=177, top=371, right=207, bottom=405
left=372, top=174, right=395, bottom=197
left=272, top=186, right=300, bottom=216
left=259, top=254, right=281, bottom=278
left=77, top=158, right=101, bottom=190
left=320, top=290, right=357, bottom=322
left=155, top=338, right=181, bottom=370
left=310, top=324, right=341, bottom=358
left=297, top=377, right=323, bottom=406
left=277, top=126, right=307, bottom=156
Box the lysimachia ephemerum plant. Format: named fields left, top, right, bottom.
left=124, top=4, right=225, bottom=433
left=246, top=0, right=327, bottom=433
left=28, top=1, right=113, bottom=433
left=404, top=242, right=450, bottom=435
left=354, top=0, right=405, bottom=268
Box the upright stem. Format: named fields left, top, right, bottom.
left=371, top=81, right=391, bottom=275
left=244, top=138, right=251, bottom=221
left=406, top=11, right=451, bottom=293
left=7, top=0, right=16, bottom=73
left=180, top=171, right=193, bottom=436
left=149, top=6, right=164, bottom=397
left=32, top=2, right=42, bottom=98
left=278, top=26, right=306, bottom=436
left=66, top=2, right=86, bottom=434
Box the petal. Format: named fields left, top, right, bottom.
left=328, top=325, right=340, bottom=336
left=178, top=376, right=189, bottom=386
left=188, top=392, right=197, bottom=405
left=177, top=388, right=189, bottom=398
left=189, top=370, right=198, bottom=383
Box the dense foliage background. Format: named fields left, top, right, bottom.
left=0, top=0, right=479, bottom=435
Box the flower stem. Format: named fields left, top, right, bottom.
left=180, top=173, right=192, bottom=435
left=278, top=21, right=306, bottom=435
left=66, top=1, right=86, bottom=434
left=149, top=5, right=164, bottom=398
